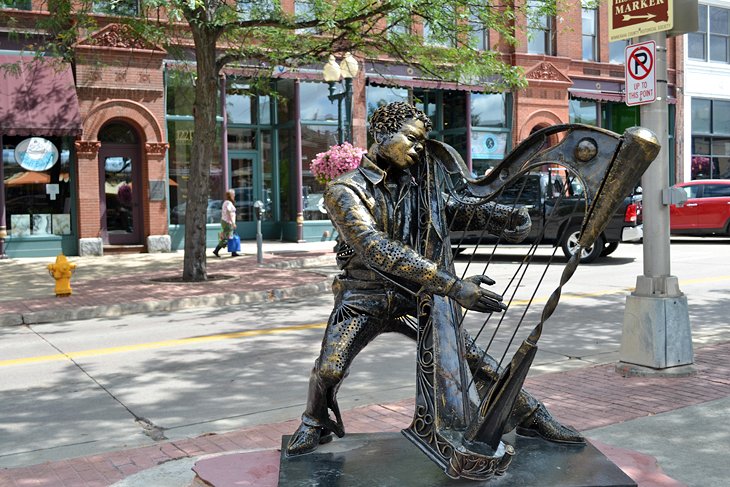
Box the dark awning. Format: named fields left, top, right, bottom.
left=368, top=75, right=487, bottom=92
left=0, top=55, right=82, bottom=137
left=569, top=89, right=624, bottom=103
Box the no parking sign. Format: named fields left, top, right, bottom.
left=625, top=41, right=656, bottom=106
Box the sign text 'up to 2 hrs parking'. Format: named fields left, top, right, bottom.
left=625, top=40, right=656, bottom=106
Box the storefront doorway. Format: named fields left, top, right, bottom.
left=98, top=123, right=143, bottom=245
left=229, top=150, right=267, bottom=237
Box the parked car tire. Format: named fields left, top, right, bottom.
left=600, top=241, right=619, bottom=256
left=560, top=226, right=604, bottom=263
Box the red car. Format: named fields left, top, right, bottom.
left=670, top=179, right=730, bottom=235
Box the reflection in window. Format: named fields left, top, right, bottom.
left=423, top=7, right=457, bottom=48
left=92, top=0, right=139, bottom=16
left=167, top=120, right=223, bottom=224
left=295, top=0, right=317, bottom=34
left=527, top=0, right=555, bottom=55
left=225, top=78, right=271, bottom=125
left=471, top=93, right=507, bottom=127
left=237, top=0, right=277, bottom=21
left=3, top=136, right=73, bottom=237
left=300, top=125, right=339, bottom=221
left=709, top=6, right=730, bottom=63
left=691, top=99, right=730, bottom=179
left=387, top=10, right=411, bottom=37
left=609, top=40, right=628, bottom=64
left=299, top=81, right=340, bottom=122
left=0, top=0, right=31, bottom=9
left=581, top=3, right=597, bottom=61
left=569, top=99, right=598, bottom=126
left=166, top=69, right=196, bottom=117
left=469, top=11, right=488, bottom=51
left=689, top=4, right=708, bottom=60
left=689, top=4, right=730, bottom=63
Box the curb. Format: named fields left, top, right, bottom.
left=11, top=279, right=333, bottom=326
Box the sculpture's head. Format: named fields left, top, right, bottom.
left=369, top=102, right=432, bottom=170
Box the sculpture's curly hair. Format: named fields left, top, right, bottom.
left=369, top=102, right=433, bottom=144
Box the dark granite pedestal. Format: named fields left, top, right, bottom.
left=278, top=432, right=636, bottom=486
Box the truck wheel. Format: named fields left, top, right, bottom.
left=560, top=226, right=604, bottom=263
left=601, top=242, right=619, bottom=256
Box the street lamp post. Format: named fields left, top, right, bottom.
left=322, top=53, right=359, bottom=144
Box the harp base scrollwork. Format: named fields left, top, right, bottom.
left=402, top=427, right=514, bottom=481
left=403, top=294, right=516, bottom=481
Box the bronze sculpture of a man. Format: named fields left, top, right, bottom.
left=286, top=101, right=584, bottom=457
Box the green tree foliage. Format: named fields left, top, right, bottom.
left=2, top=0, right=557, bottom=281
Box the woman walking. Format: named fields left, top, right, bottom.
left=213, top=189, right=239, bottom=257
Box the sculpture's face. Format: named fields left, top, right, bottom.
left=378, top=119, right=427, bottom=170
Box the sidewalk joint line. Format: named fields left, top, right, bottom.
left=25, top=324, right=150, bottom=430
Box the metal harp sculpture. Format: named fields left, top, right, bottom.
left=401, top=125, right=660, bottom=480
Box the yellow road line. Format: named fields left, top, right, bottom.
left=4, top=275, right=729, bottom=368
left=0, top=322, right=327, bottom=368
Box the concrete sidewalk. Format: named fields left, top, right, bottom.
left=1, top=242, right=728, bottom=486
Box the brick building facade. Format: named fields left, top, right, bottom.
left=0, top=1, right=684, bottom=257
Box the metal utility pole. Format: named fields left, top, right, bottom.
left=618, top=31, right=694, bottom=376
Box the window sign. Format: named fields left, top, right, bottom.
left=471, top=132, right=508, bottom=160
left=14, top=137, right=59, bottom=171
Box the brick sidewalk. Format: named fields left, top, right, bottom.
left=3, top=341, right=728, bottom=487
left=0, top=252, right=335, bottom=325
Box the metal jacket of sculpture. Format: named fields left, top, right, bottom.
left=286, top=139, right=578, bottom=459
left=285, top=102, right=661, bottom=481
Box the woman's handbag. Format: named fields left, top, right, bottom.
left=227, top=233, right=241, bottom=252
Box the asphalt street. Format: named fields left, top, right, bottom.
left=2, top=238, right=728, bottom=480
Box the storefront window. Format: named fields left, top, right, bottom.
left=226, top=78, right=272, bottom=125
left=471, top=93, right=507, bottom=128
left=300, top=81, right=340, bottom=122
left=443, top=91, right=467, bottom=130
left=691, top=98, right=730, bottom=179
left=166, top=69, right=196, bottom=117
left=471, top=93, right=510, bottom=176
left=569, top=99, right=598, bottom=125
left=167, top=120, right=223, bottom=225
left=300, top=124, right=338, bottom=221
left=3, top=136, right=73, bottom=237
left=228, top=127, right=256, bottom=150
left=366, top=85, right=408, bottom=120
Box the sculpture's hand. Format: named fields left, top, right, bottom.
left=448, top=275, right=507, bottom=313
left=502, top=207, right=531, bottom=243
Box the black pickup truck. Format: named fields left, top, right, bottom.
left=451, top=171, right=643, bottom=263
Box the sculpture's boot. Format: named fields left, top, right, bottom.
left=515, top=404, right=584, bottom=444
left=285, top=422, right=333, bottom=457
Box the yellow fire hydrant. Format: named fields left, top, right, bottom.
left=48, top=254, right=77, bottom=297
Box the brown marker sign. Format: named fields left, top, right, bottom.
left=609, top=0, right=674, bottom=41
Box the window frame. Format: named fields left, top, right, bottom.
left=581, top=3, right=598, bottom=61
left=526, top=0, right=556, bottom=55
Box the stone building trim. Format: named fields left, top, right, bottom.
left=525, top=61, right=572, bottom=84
left=74, top=140, right=101, bottom=156
left=75, top=23, right=166, bottom=54
left=83, top=99, right=165, bottom=144
left=145, top=142, right=169, bottom=156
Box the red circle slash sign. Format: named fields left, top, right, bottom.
left=628, top=46, right=653, bottom=81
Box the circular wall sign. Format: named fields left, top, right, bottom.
left=15, top=137, right=59, bottom=171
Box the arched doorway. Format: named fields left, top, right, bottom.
left=98, top=122, right=143, bottom=245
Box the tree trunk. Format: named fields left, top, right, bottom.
left=182, top=25, right=219, bottom=281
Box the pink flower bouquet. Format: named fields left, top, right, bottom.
left=310, top=142, right=366, bottom=184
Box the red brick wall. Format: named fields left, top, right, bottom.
left=75, top=46, right=168, bottom=242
